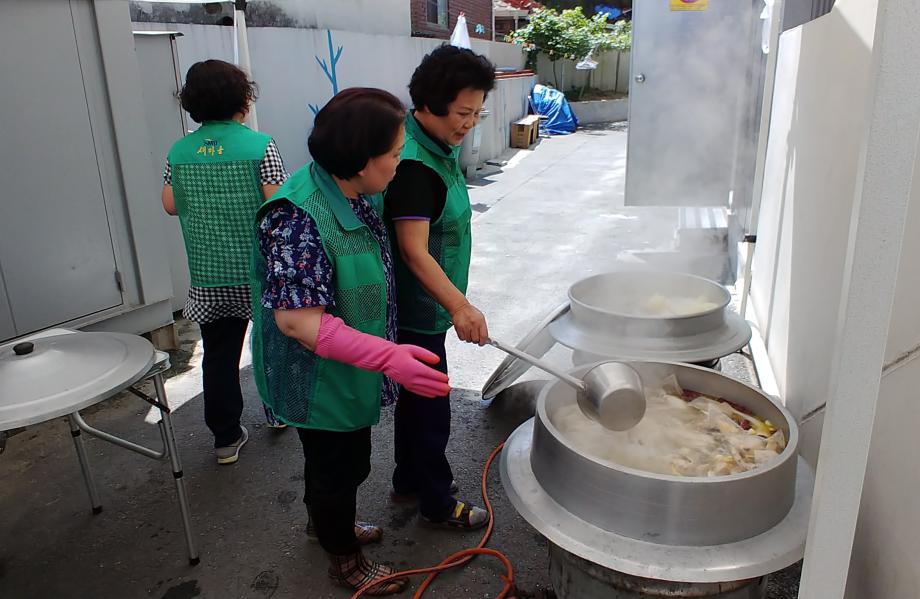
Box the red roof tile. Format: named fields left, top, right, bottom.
left=502, top=0, right=542, bottom=10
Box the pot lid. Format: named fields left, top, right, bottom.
left=482, top=302, right=569, bottom=401
left=0, top=329, right=155, bottom=430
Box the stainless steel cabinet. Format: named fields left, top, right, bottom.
left=625, top=0, right=761, bottom=207
left=134, top=32, right=191, bottom=312
left=0, top=0, right=123, bottom=337
left=0, top=0, right=176, bottom=342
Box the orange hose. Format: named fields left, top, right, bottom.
left=350, top=442, right=513, bottom=599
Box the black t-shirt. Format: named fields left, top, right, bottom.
left=384, top=115, right=450, bottom=222
left=384, top=160, right=447, bottom=221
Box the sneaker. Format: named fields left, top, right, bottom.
left=216, top=425, right=249, bottom=465
left=389, top=479, right=459, bottom=504
left=420, top=499, right=490, bottom=531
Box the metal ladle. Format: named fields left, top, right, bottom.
left=489, top=339, right=646, bottom=431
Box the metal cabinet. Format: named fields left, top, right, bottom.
left=134, top=32, right=191, bottom=312
left=625, top=0, right=763, bottom=208
left=625, top=0, right=839, bottom=210
left=0, top=0, right=124, bottom=337
left=0, top=0, right=176, bottom=343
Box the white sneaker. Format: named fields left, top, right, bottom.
left=216, top=425, right=249, bottom=465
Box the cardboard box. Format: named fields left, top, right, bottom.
left=511, top=115, right=540, bottom=149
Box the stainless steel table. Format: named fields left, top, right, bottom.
left=0, top=328, right=198, bottom=565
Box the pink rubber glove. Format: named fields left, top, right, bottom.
left=314, top=314, right=450, bottom=398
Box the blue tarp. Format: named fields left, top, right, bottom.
left=594, top=4, right=622, bottom=19
left=531, top=84, right=578, bottom=135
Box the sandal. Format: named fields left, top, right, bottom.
left=307, top=519, right=383, bottom=546
left=327, top=551, right=408, bottom=596
left=389, top=479, right=459, bottom=504
left=355, top=521, right=384, bottom=544
left=420, top=500, right=490, bottom=531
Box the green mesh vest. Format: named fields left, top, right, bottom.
left=251, top=163, right=388, bottom=431
left=391, top=112, right=473, bottom=334
left=168, top=120, right=271, bottom=287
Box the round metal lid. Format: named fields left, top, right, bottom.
left=481, top=303, right=570, bottom=401
left=548, top=309, right=752, bottom=364
left=0, top=330, right=155, bottom=430
left=501, top=419, right=814, bottom=583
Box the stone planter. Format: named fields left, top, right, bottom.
left=570, top=98, right=628, bottom=125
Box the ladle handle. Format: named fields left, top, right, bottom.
left=488, top=338, right=586, bottom=393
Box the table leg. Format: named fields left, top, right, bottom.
left=68, top=414, right=103, bottom=515
left=152, top=373, right=200, bottom=566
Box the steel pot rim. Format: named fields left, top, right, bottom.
left=535, top=360, right=799, bottom=485
left=568, top=272, right=732, bottom=321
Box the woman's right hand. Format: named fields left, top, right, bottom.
left=451, top=303, right=489, bottom=345
left=382, top=344, right=450, bottom=398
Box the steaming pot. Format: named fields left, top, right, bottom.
left=500, top=361, right=814, bottom=594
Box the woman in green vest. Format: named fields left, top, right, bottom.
left=384, top=45, right=496, bottom=530
left=161, top=59, right=288, bottom=466
left=252, top=88, right=449, bottom=595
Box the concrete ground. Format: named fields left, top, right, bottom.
left=450, top=122, right=680, bottom=390
left=0, top=125, right=800, bottom=598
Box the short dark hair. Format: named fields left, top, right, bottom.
left=409, top=45, right=496, bottom=116
left=179, top=60, right=257, bottom=123
left=308, top=88, right=407, bottom=179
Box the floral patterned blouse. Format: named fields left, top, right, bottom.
left=257, top=197, right=399, bottom=406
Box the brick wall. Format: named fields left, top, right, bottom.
left=410, top=0, right=493, bottom=41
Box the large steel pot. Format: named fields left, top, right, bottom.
left=549, top=543, right=768, bottom=599
left=549, top=272, right=752, bottom=363
left=531, top=361, right=798, bottom=546
left=569, top=271, right=731, bottom=337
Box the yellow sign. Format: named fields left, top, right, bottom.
left=671, top=0, right=709, bottom=11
